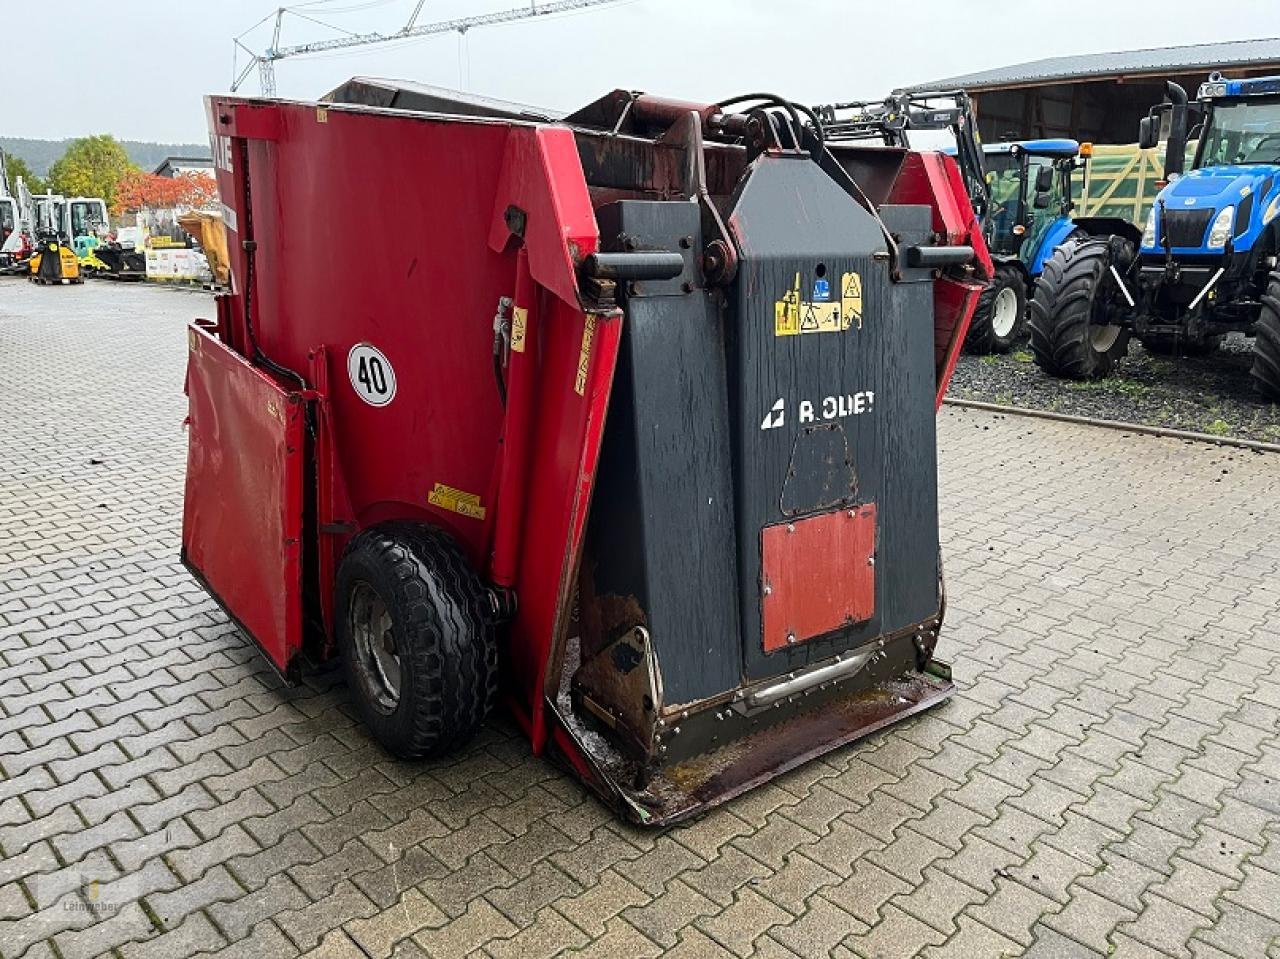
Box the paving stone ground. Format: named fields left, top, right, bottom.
left=1, top=280, right=1279, bottom=959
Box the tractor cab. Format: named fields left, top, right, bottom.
left=1139, top=75, right=1280, bottom=267
left=937, top=137, right=1084, bottom=353
left=981, top=139, right=1080, bottom=270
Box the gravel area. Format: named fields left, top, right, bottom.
left=947, top=334, right=1280, bottom=444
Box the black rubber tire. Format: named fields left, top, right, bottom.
left=965, top=263, right=1028, bottom=354
left=335, top=522, right=497, bottom=758
left=1252, top=270, right=1280, bottom=401
left=1138, top=332, right=1222, bottom=357
left=1029, top=237, right=1133, bottom=379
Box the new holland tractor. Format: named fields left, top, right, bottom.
left=1030, top=74, right=1280, bottom=400
left=817, top=93, right=1136, bottom=353
left=975, top=140, right=1083, bottom=352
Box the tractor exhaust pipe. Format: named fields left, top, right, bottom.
left=1164, top=81, right=1188, bottom=180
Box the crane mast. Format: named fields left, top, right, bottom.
left=234, top=0, right=622, bottom=94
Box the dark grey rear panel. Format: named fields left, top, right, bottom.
left=725, top=156, right=940, bottom=681
left=583, top=160, right=941, bottom=709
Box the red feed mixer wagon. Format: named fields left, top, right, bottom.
left=184, top=82, right=991, bottom=825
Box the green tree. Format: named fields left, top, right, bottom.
left=48, top=135, right=138, bottom=208
left=2, top=152, right=46, bottom=195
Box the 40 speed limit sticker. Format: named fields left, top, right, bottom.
left=347, top=343, right=397, bottom=407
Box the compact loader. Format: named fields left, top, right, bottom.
left=183, top=83, right=989, bottom=824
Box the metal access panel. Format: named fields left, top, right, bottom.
left=761, top=504, right=877, bottom=653
left=727, top=156, right=941, bottom=681
left=582, top=200, right=742, bottom=707
left=182, top=325, right=306, bottom=675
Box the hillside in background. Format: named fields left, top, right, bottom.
left=0, top=137, right=210, bottom=177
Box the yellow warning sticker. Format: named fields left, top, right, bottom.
left=774, top=271, right=863, bottom=336
left=511, top=306, right=528, bottom=353
left=574, top=315, right=597, bottom=395
left=316, top=107, right=329, bottom=124
left=427, top=483, right=487, bottom=520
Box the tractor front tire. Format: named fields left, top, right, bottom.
left=1253, top=270, right=1280, bottom=402
left=965, top=263, right=1028, bottom=354
left=1029, top=238, right=1133, bottom=379
left=335, top=522, right=498, bottom=759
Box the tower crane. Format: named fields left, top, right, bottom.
left=233, top=0, right=624, bottom=96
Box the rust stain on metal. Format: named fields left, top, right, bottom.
left=634, top=671, right=952, bottom=825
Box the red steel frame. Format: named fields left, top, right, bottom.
left=887, top=151, right=992, bottom=408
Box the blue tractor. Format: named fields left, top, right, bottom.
left=1030, top=74, right=1280, bottom=400
left=964, top=139, right=1145, bottom=352
left=964, top=139, right=1086, bottom=352
left=814, top=92, right=1140, bottom=353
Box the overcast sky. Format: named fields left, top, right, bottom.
left=7, top=0, right=1280, bottom=143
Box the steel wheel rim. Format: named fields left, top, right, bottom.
left=349, top=581, right=401, bottom=714
left=1091, top=324, right=1122, bottom=352
left=991, top=286, right=1019, bottom=338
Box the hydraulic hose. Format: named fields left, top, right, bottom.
left=717, top=93, right=825, bottom=152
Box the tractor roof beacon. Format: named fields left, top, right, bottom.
left=184, top=83, right=989, bottom=825
left=1031, top=73, right=1280, bottom=399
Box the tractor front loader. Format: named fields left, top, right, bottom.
left=183, top=83, right=986, bottom=824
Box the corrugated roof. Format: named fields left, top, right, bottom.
left=153, top=156, right=213, bottom=176
left=900, top=37, right=1280, bottom=93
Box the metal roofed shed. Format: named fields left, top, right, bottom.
left=900, top=38, right=1280, bottom=143
left=154, top=156, right=214, bottom=178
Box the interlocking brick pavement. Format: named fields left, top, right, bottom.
left=2, top=280, right=1279, bottom=958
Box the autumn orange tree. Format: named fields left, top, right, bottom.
left=113, top=170, right=219, bottom=215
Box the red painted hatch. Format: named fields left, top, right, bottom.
left=760, top=504, right=876, bottom=653
left=182, top=326, right=305, bottom=672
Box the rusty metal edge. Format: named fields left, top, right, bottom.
left=943, top=397, right=1280, bottom=455
left=634, top=675, right=955, bottom=827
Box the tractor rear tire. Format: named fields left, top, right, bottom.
left=1029, top=237, right=1133, bottom=379
left=1138, top=332, right=1222, bottom=356
left=965, top=263, right=1028, bottom=354
left=336, top=522, right=498, bottom=759
left=1252, top=270, right=1280, bottom=401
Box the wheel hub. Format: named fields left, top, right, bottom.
left=991, top=286, right=1019, bottom=339
left=349, top=582, right=401, bottom=714
left=1090, top=324, right=1122, bottom=352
